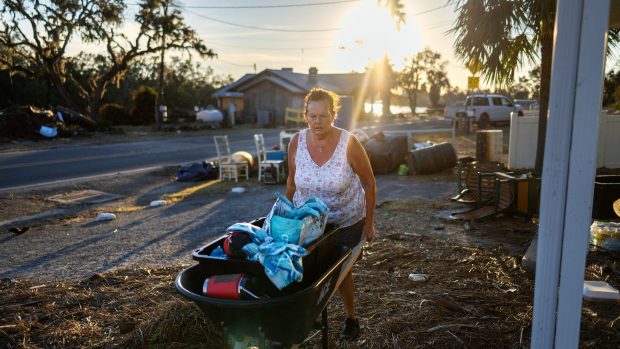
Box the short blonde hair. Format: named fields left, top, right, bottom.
left=304, top=88, right=341, bottom=117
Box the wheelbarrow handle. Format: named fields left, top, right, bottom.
left=336, top=238, right=366, bottom=288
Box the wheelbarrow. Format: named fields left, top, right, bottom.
left=176, top=220, right=352, bottom=348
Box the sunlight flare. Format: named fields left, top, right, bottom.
left=331, top=0, right=421, bottom=72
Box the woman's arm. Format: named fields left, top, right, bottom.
left=348, top=136, right=377, bottom=241
left=284, top=134, right=299, bottom=201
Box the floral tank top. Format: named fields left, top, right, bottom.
left=293, top=128, right=366, bottom=228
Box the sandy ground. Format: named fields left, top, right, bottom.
left=1, top=124, right=618, bottom=348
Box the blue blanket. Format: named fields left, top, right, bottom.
left=226, top=223, right=307, bottom=290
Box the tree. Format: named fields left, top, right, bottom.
left=425, top=55, right=451, bottom=108
left=603, top=67, right=620, bottom=107
left=0, top=0, right=215, bottom=121
left=162, top=56, right=233, bottom=115
left=448, top=0, right=554, bottom=174
left=398, top=48, right=450, bottom=114
left=506, top=76, right=531, bottom=100
left=0, top=0, right=125, bottom=111
left=373, top=55, right=396, bottom=117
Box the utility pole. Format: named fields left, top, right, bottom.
left=155, top=0, right=168, bottom=130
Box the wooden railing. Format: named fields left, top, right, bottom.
left=284, top=107, right=304, bottom=125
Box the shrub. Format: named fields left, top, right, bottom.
left=130, top=85, right=157, bottom=125
left=99, top=103, right=128, bottom=125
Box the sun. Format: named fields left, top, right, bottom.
left=331, top=0, right=421, bottom=72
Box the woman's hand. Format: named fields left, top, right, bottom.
left=362, top=223, right=377, bottom=242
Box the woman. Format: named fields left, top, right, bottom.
left=285, top=88, right=376, bottom=340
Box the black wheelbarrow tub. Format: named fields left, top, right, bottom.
left=191, top=217, right=339, bottom=276
left=175, top=244, right=351, bottom=345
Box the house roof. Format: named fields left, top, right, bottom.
left=212, top=73, right=255, bottom=97
left=220, top=68, right=365, bottom=96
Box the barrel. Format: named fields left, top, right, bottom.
left=407, top=142, right=457, bottom=175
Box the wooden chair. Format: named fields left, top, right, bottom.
left=213, top=135, right=249, bottom=182
left=453, top=157, right=476, bottom=199
left=254, top=133, right=286, bottom=183
left=454, top=161, right=504, bottom=204
left=451, top=171, right=518, bottom=221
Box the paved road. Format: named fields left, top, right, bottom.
left=0, top=118, right=452, bottom=190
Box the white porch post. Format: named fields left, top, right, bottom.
left=531, top=0, right=609, bottom=348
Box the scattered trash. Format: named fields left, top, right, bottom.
left=231, top=187, right=246, bottom=193
left=404, top=232, right=421, bottom=237
left=413, top=141, right=435, bottom=150
left=590, top=221, right=620, bottom=251
left=39, top=125, right=58, bottom=138
left=397, top=164, right=408, bottom=176
left=0, top=277, right=16, bottom=286
left=176, top=161, right=218, bottom=182
left=0, top=105, right=96, bottom=140
left=408, top=273, right=429, bottom=283
left=8, top=226, right=30, bottom=234
left=583, top=280, right=620, bottom=302
left=150, top=200, right=167, bottom=207
left=96, top=213, right=116, bottom=221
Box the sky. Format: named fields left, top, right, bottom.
left=66, top=0, right=531, bottom=91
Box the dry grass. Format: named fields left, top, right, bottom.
left=1, top=199, right=618, bottom=348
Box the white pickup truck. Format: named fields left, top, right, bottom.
left=443, top=94, right=524, bottom=128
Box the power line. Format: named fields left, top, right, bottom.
left=216, top=57, right=255, bottom=67
left=409, top=3, right=450, bottom=17
left=179, top=0, right=360, bottom=9
left=419, top=19, right=453, bottom=31
left=184, top=8, right=342, bottom=32
left=208, top=41, right=335, bottom=51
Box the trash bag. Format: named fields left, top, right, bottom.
left=176, top=161, right=219, bottom=182
left=263, top=195, right=329, bottom=246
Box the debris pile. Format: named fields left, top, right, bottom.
left=0, top=105, right=96, bottom=140
left=1, top=199, right=618, bottom=348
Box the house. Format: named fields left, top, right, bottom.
left=214, top=67, right=366, bottom=125
left=212, top=73, right=255, bottom=124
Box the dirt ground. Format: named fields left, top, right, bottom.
left=1, top=197, right=618, bottom=348
left=1, top=124, right=619, bottom=348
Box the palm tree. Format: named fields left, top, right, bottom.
left=448, top=0, right=555, bottom=174
left=426, top=57, right=451, bottom=108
